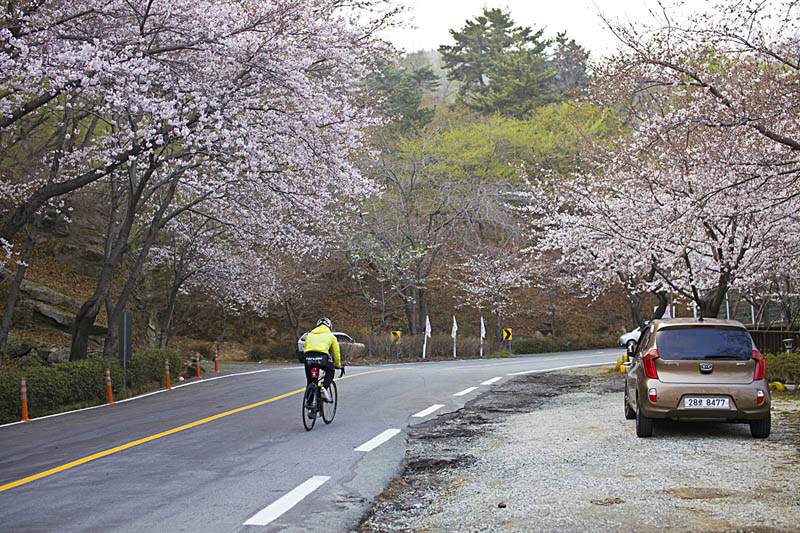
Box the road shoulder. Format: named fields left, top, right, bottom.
left=360, top=368, right=800, bottom=532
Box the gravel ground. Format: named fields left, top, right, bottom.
left=361, top=369, right=800, bottom=532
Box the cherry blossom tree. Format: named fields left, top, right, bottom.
left=2, top=0, right=401, bottom=358
left=532, top=0, right=800, bottom=320
left=450, top=243, right=532, bottom=343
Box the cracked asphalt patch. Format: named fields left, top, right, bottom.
left=359, top=369, right=800, bottom=532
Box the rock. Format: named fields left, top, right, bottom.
left=533, top=331, right=545, bottom=339
left=46, top=347, right=71, bottom=364
left=0, top=268, right=82, bottom=311
left=10, top=301, right=37, bottom=329
left=18, top=349, right=44, bottom=367
left=33, top=302, right=73, bottom=327
left=6, top=337, right=33, bottom=359
left=41, top=210, right=71, bottom=237
left=52, top=243, right=105, bottom=278
left=29, top=302, right=106, bottom=336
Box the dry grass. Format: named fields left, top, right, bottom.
left=168, top=336, right=251, bottom=361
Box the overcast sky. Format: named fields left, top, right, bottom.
left=380, top=0, right=667, bottom=58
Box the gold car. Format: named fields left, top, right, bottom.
left=623, top=318, right=770, bottom=438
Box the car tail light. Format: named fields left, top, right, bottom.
left=643, top=349, right=659, bottom=379
left=310, top=367, right=319, bottom=379
left=757, top=390, right=765, bottom=405
left=648, top=388, right=657, bottom=403
left=752, top=350, right=765, bottom=380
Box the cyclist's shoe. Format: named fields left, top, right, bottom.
left=321, top=386, right=332, bottom=402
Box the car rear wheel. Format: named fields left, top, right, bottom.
left=625, top=339, right=636, bottom=351
left=623, top=385, right=636, bottom=420
left=749, top=413, right=771, bottom=438
left=635, top=396, right=653, bottom=438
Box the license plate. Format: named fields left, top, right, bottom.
left=684, top=397, right=729, bottom=409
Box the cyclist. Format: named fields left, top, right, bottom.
left=302, top=317, right=343, bottom=401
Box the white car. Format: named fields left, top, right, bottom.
left=617, top=324, right=647, bottom=349
left=297, top=331, right=365, bottom=353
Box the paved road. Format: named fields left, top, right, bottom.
left=0, top=349, right=620, bottom=532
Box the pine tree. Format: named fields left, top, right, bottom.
left=438, top=8, right=555, bottom=117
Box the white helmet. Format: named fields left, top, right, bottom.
left=316, top=317, right=332, bottom=330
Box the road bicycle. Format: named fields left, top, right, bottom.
left=302, top=366, right=343, bottom=431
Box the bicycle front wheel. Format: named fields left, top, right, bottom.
left=302, top=384, right=317, bottom=431
left=322, top=381, right=337, bottom=424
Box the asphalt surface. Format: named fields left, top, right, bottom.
left=0, top=349, right=620, bottom=532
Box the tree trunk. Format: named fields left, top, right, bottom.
left=417, top=286, right=428, bottom=336
left=159, top=283, right=180, bottom=348
left=71, top=285, right=109, bottom=360
left=217, top=310, right=228, bottom=351
left=0, top=217, right=40, bottom=365
left=495, top=308, right=502, bottom=344
left=160, top=268, right=190, bottom=348
left=650, top=291, right=668, bottom=321
left=102, top=178, right=179, bottom=358
left=284, top=300, right=300, bottom=340
left=627, top=291, right=645, bottom=329
left=402, top=283, right=417, bottom=335
left=696, top=277, right=728, bottom=319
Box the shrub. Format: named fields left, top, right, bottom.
left=512, top=333, right=618, bottom=354
left=355, top=334, right=483, bottom=361
left=0, top=348, right=182, bottom=424
left=126, top=348, right=182, bottom=393
left=188, top=342, right=213, bottom=359
left=248, top=340, right=296, bottom=362
left=765, top=352, right=800, bottom=384
left=512, top=336, right=559, bottom=354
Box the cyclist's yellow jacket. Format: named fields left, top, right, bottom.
left=303, top=324, right=341, bottom=368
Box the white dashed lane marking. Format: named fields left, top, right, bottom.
left=243, top=476, right=330, bottom=526
left=412, top=404, right=445, bottom=418
left=481, top=377, right=502, bottom=385
left=354, top=429, right=401, bottom=452
left=453, top=387, right=478, bottom=397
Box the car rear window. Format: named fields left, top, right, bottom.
left=655, top=327, right=753, bottom=360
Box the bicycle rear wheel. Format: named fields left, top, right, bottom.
left=302, top=383, right=317, bottom=431
left=321, top=381, right=337, bottom=424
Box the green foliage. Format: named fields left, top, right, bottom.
left=370, top=60, right=439, bottom=134
left=765, top=352, right=800, bottom=384
left=0, top=348, right=182, bottom=424
left=127, top=348, right=182, bottom=392
left=424, top=103, right=622, bottom=188
left=439, top=7, right=555, bottom=117
left=484, top=351, right=510, bottom=359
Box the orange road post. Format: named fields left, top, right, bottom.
left=195, top=352, right=202, bottom=379
left=214, top=345, right=219, bottom=373
left=105, top=368, right=114, bottom=404
left=20, top=378, right=29, bottom=422
left=164, top=359, right=172, bottom=390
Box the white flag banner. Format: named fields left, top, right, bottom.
left=479, top=316, right=485, bottom=358
left=451, top=315, right=457, bottom=358
left=425, top=315, right=431, bottom=338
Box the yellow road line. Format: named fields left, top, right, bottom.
left=0, top=368, right=400, bottom=493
